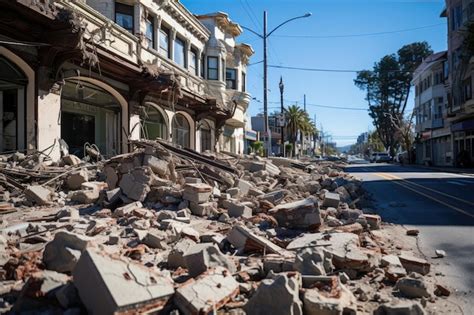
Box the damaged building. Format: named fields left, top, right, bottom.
left=0, top=0, right=253, bottom=160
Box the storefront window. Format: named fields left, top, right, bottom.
left=141, top=104, right=167, bottom=140
left=61, top=80, right=120, bottom=158
left=172, top=113, right=190, bottom=148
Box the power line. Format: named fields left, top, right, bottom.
left=272, top=23, right=445, bottom=38
left=266, top=100, right=367, bottom=111
left=268, top=64, right=412, bottom=73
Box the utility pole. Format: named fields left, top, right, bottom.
left=263, top=11, right=270, bottom=157
left=241, top=12, right=311, bottom=157
left=313, top=113, right=317, bottom=156
left=279, top=76, right=284, bottom=157
left=303, top=94, right=306, bottom=155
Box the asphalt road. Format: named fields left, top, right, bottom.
left=346, top=163, right=474, bottom=312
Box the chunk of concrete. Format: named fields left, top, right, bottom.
left=43, top=231, right=95, bottom=273
left=168, top=238, right=197, bottom=268
left=114, top=201, right=143, bottom=217
left=63, top=154, right=81, bottom=166
left=119, top=171, right=150, bottom=202
left=175, top=267, right=239, bottom=315
left=143, top=155, right=169, bottom=177
left=70, top=189, right=99, bottom=204
left=293, top=247, right=333, bottom=276
left=303, top=276, right=357, bottom=315
left=228, top=202, right=253, bottom=219
left=236, top=179, right=253, bottom=196
left=66, top=169, right=89, bottom=190
left=269, top=198, right=321, bottom=229
left=322, top=192, right=340, bottom=208
left=361, top=214, right=381, bottom=230
left=374, top=300, right=425, bottom=315
left=73, top=249, right=174, bottom=315
left=182, top=183, right=212, bottom=204
left=244, top=273, right=303, bottom=315
left=396, top=274, right=431, bottom=298
left=24, top=185, right=51, bottom=205
left=381, top=255, right=407, bottom=281
left=189, top=201, right=214, bottom=216
left=227, top=225, right=286, bottom=255
left=183, top=243, right=236, bottom=277
left=398, top=253, right=430, bottom=275
left=142, top=230, right=168, bottom=249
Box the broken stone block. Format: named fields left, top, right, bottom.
left=263, top=254, right=294, bottom=274
left=183, top=243, right=236, bottom=277
left=55, top=207, right=80, bottom=221
left=226, top=187, right=240, bottom=197
left=227, top=225, right=285, bottom=255
left=269, top=198, right=321, bottom=229
left=434, top=284, right=450, bottom=297
left=63, top=154, right=81, bottom=166
left=189, top=201, right=214, bottom=216
left=228, top=202, right=253, bottom=218
left=381, top=255, right=407, bottom=281
left=293, top=247, right=333, bottom=276
left=175, top=267, right=239, bottom=315
left=168, top=238, right=197, bottom=268
left=361, top=214, right=381, bottom=230
left=181, top=226, right=200, bottom=242
left=287, top=232, right=378, bottom=272
left=303, top=276, right=357, bottom=315
left=259, top=189, right=286, bottom=204
left=103, top=165, right=119, bottom=190
left=114, top=201, right=143, bottom=217
left=119, top=170, right=151, bottom=202
left=185, top=177, right=202, bottom=184
left=182, top=183, right=212, bottom=204
left=236, top=178, right=253, bottom=196
left=73, top=249, right=174, bottom=315
left=142, top=230, right=168, bottom=249
left=399, top=253, right=430, bottom=275
left=244, top=273, right=303, bottom=315
left=70, top=189, right=99, bottom=204
left=143, top=155, right=169, bottom=177
left=24, top=185, right=52, bottom=205
left=435, top=249, right=446, bottom=258
left=66, top=169, right=89, bottom=190
left=374, top=300, right=426, bottom=315
left=396, top=274, right=431, bottom=298
left=105, top=188, right=121, bottom=203
left=322, top=192, right=340, bottom=208
left=43, top=231, right=95, bottom=273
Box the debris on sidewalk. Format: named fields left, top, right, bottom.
left=0, top=143, right=452, bottom=313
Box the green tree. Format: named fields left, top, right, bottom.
left=285, top=104, right=305, bottom=156
left=354, top=42, right=432, bottom=155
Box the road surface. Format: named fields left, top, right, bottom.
left=346, top=163, right=474, bottom=312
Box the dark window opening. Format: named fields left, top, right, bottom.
left=174, top=37, right=186, bottom=67
left=145, top=15, right=155, bottom=49
left=226, top=68, right=237, bottom=89
left=241, top=72, right=246, bottom=92
left=189, top=49, right=198, bottom=75
left=159, top=26, right=170, bottom=58
left=115, top=2, right=134, bottom=33
left=207, top=56, right=218, bottom=80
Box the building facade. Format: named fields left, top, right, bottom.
left=0, top=0, right=252, bottom=160
left=413, top=51, right=452, bottom=166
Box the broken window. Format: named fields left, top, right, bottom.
left=141, top=104, right=167, bottom=140
left=115, top=2, right=134, bottom=33
left=61, top=80, right=121, bottom=158
left=172, top=114, right=190, bottom=148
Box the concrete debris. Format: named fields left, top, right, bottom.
left=74, top=249, right=174, bottom=315
left=0, top=143, right=447, bottom=314
left=302, top=276, right=357, bottom=315
left=244, top=272, right=303, bottom=315
left=175, top=267, right=239, bottom=315
left=434, top=249, right=446, bottom=258
left=43, top=231, right=95, bottom=273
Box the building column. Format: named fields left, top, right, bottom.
left=184, top=39, right=191, bottom=69
left=155, top=16, right=162, bottom=52
left=197, top=50, right=202, bottom=77
left=170, top=28, right=176, bottom=61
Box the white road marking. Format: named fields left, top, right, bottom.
left=446, top=181, right=466, bottom=186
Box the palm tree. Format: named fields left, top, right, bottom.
left=285, top=105, right=305, bottom=157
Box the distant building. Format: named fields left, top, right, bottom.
left=412, top=51, right=451, bottom=166
left=251, top=114, right=282, bottom=155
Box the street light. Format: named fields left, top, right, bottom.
left=279, top=76, right=285, bottom=156
left=242, top=11, right=311, bottom=156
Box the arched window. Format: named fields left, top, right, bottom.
left=141, top=104, right=167, bottom=140
left=172, top=113, right=190, bottom=148
left=200, top=120, right=212, bottom=152
left=0, top=56, right=27, bottom=153
left=61, top=80, right=121, bottom=158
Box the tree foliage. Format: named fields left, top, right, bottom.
left=284, top=105, right=317, bottom=156
left=354, top=42, right=432, bottom=155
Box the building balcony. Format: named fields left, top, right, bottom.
left=430, top=118, right=444, bottom=129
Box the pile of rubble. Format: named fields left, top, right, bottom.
left=0, top=141, right=448, bottom=314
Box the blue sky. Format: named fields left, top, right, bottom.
left=182, top=0, right=447, bottom=146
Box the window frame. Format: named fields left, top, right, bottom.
left=174, top=36, right=186, bottom=68
left=145, top=15, right=155, bottom=49
left=241, top=71, right=246, bottom=92
left=114, top=2, right=134, bottom=34
left=159, top=25, right=170, bottom=58
left=225, top=68, right=237, bottom=90
left=200, top=54, right=205, bottom=78
left=207, top=56, right=219, bottom=80
left=189, top=48, right=198, bottom=76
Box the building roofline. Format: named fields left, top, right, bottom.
left=196, top=12, right=243, bottom=37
